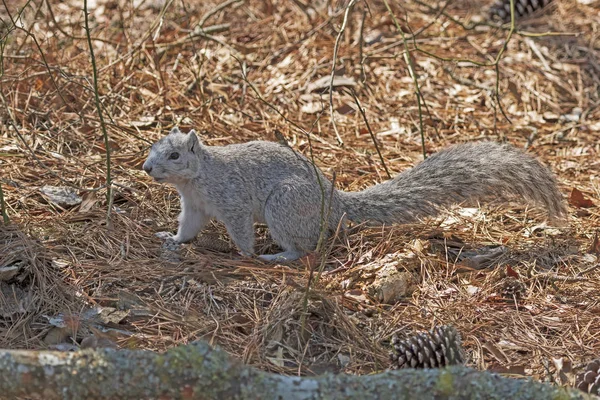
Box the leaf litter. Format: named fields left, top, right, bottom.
left=0, top=0, right=599, bottom=389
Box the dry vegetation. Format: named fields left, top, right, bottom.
left=1, top=0, right=599, bottom=389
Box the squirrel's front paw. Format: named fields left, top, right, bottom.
left=155, top=231, right=177, bottom=241
left=156, top=232, right=183, bottom=254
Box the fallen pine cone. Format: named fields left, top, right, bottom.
left=390, top=325, right=465, bottom=369
left=576, top=358, right=600, bottom=395
left=489, top=0, right=553, bottom=22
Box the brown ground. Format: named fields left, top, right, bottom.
left=1, top=0, right=599, bottom=389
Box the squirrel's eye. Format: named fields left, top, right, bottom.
left=169, top=152, right=180, bottom=160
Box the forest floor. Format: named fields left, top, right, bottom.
left=1, top=0, right=599, bottom=390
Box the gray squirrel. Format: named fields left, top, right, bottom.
left=142, top=127, right=566, bottom=262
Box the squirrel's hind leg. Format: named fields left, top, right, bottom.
left=221, top=212, right=256, bottom=256
left=262, top=182, right=322, bottom=262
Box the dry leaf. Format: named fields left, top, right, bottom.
left=266, top=346, right=285, bottom=367
left=488, top=364, right=527, bottom=376
left=0, top=265, right=20, bottom=282
left=506, top=265, right=519, bottom=278
left=0, top=282, right=28, bottom=317
left=483, top=341, right=510, bottom=363
left=336, top=103, right=355, bottom=115
left=589, top=231, right=600, bottom=255
left=43, top=327, right=70, bottom=345
left=507, top=81, right=522, bottom=104
left=306, top=75, right=356, bottom=93
left=131, top=115, right=156, bottom=128
left=569, top=188, right=594, bottom=208
left=78, top=192, right=97, bottom=213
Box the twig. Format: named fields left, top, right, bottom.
left=151, top=0, right=242, bottom=52
left=83, top=0, right=113, bottom=221
left=155, top=25, right=241, bottom=56
left=153, top=23, right=231, bottom=49
left=44, top=0, right=119, bottom=45
left=1, top=0, right=74, bottom=115
left=267, top=17, right=334, bottom=65
left=382, top=0, right=427, bottom=159
left=398, top=0, right=517, bottom=125
left=0, top=19, right=6, bottom=77
left=0, top=180, right=8, bottom=224
left=410, top=0, right=452, bottom=38
left=349, top=88, right=391, bottom=179
left=411, top=0, right=576, bottom=38
left=358, top=8, right=367, bottom=83
left=328, top=0, right=358, bottom=147
left=493, top=0, right=516, bottom=124
left=315, top=209, right=347, bottom=285
left=575, top=263, right=600, bottom=277
left=234, top=58, right=332, bottom=147
left=236, top=60, right=338, bottom=327
left=301, top=171, right=338, bottom=334
left=1, top=111, right=105, bottom=192
left=407, top=0, right=513, bottom=69
left=99, top=0, right=175, bottom=73
left=199, top=0, right=243, bottom=28
left=494, top=63, right=511, bottom=124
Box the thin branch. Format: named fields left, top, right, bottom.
left=199, top=0, right=243, bottom=28
left=358, top=8, right=367, bottom=83
left=83, top=0, right=113, bottom=220
left=234, top=58, right=331, bottom=146
left=45, top=0, right=119, bottom=45
left=0, top=180, right=8, bottom=224
left=409, top=0, right=452, bottom=38
left=349, top=88, right=391, bottom=179
left=1, top=110, right=105, bottom=192
left=328, top=0, right=358, bottom=146
left=1, top=0, right=74, bottom=115
left=411, top=0, right=576, bottom=38
left=99, top=0, right=175, bottom=73
left=152, top=23, right=231, bottom=49
left=382, top=0, right=427, bottom=159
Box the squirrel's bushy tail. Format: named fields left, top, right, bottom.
left=339, top=142, right=566, bottom=225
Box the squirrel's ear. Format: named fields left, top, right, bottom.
left=186, top=130, right=199, bottom=153
left=169, top=127, right=181, bottom=135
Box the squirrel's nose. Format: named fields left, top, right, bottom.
left=143, top=163, right=152, bottom=174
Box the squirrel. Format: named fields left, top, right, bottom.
left=142, top=127, right=566, bottom=262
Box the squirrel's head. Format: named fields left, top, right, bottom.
left=142, top=127, right=202, bottom=184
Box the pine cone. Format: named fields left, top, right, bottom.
left=501, top=277, right=527, bottom=299
left=576, top=358, right=600, bottom=395
left=389, top=325, right=465, bottom=369
left=489, top=0, right=553, bottom=22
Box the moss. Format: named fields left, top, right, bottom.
left=551, top=388, right=578, bottom=400
left=435, top=369, right=455, bottom=397
left=0, top=345, right=595, bottom=399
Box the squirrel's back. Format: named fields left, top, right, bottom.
left=206, top=140, right=333, bottom=190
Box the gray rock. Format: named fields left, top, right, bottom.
left=40, top=186, right=82, bottom=207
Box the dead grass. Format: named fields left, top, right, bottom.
left=1, top=0, right=600, bottom=387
